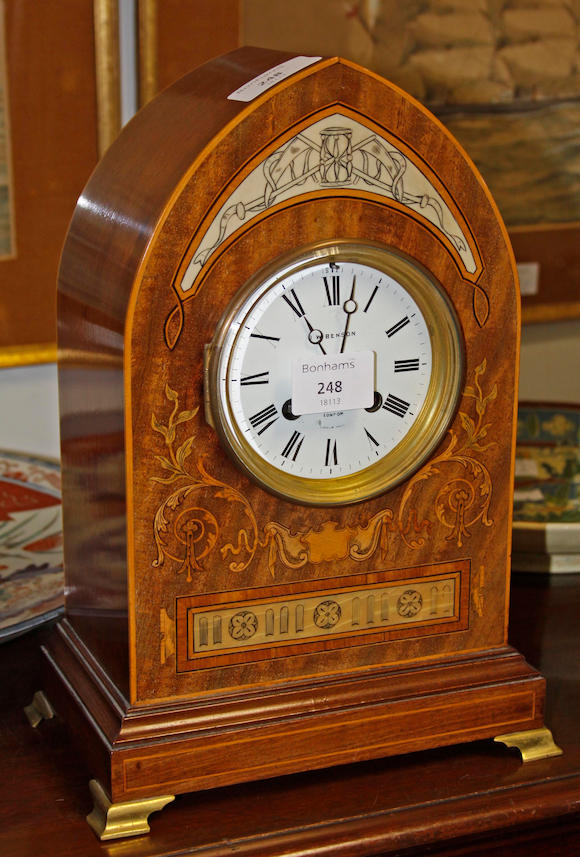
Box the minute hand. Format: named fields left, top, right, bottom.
left=339, top=275, right=357, bottom=354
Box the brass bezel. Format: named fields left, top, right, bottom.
left=208, top=241, right=463, bottom=506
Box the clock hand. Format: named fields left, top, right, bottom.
left=304, top=317, right=326, bottom=354
left=339, top=275, right=357, bottom=354
left=281, top=288, right=325, bottom=353
left=365, top=391, right=383, bottom=412
left=282, top=399, right=300, bottom=420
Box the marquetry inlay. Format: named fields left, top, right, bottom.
left=176, top=561, right=468, bottom=669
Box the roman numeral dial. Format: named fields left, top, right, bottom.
left=282, top=431, right=304, bottom=461
left=325, top=438, right=338, bottom=467
left=249, top=404, right=278, bottom=434
left=211, top=244, right=461, bottom=505
left=282, top=288, right=306, bottom=318
left=386, top=316, right=410, bottom=337
left=323, top=275, right=340, bottom=305
left=383, top=394, right=410, bottom=418
left=394, top=359, right=420, bottom=373
left=240, top=370, right=269, bottom=385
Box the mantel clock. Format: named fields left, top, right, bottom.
left=39, top=48, right=561, bottom=840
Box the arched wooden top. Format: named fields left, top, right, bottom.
left=58, top=47, right=518, bottom=361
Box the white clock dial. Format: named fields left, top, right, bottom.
left=209, top=243, right=462, bottom=506
left=222, top=262, right=431, bottom=478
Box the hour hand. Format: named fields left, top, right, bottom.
left=281, top=288, right=325, bottom=354
left=304, top=317, right=326, bottom=353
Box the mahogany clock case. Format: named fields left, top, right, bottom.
left=47, top=48, right=545, bottom=806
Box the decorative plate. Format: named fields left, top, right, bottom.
left=513, top=403, right=580, bottom=573
left=0, top=450, right=64, bottom=640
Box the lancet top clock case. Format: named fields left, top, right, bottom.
left=46, top=48, right=556, bottom=830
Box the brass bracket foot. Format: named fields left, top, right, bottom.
left=494, top=726, right=563, bottom=762
left=24, top=691, right=55, bottom=727
left=86, top=779, right=175, bottom=840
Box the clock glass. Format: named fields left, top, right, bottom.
left=208, top=242, right=462, bottom=505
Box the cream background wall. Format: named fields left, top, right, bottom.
left=0, top=364, right=59, bottom=458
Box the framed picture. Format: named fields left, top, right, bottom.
left=136, top=0, right=580, bottom=324
left=513, top=402, right=580, bottom=572
left=137, top=0, right=239, bottom=106
left=0, top=0, right=120, bottom=368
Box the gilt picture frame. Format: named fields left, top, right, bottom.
left=0, top=0, right=120, bottom=368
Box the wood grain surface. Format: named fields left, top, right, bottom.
left=52, top=47, right=536, bottom=807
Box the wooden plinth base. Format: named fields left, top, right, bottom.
left=79, top=725, right=563, bottom=840
left=42, top=619, right=548, bottom=808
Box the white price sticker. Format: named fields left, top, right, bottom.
left=292, top=350, right=375, bottom=415
left=228, top=56, right=322, bottom=102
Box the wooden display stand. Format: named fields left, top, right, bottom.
left=43, top=48, right=560, bottom=839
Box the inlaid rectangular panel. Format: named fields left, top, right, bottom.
left=176, top=560, right=470, bottom=671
